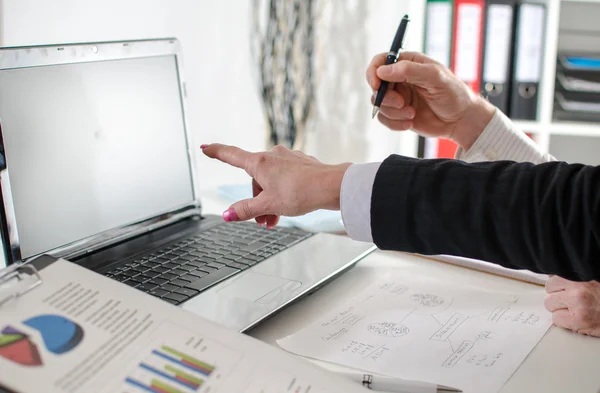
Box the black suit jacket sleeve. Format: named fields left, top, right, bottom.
left=370, top=155, right=600, bottom=281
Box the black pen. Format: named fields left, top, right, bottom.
left=372, top=14, right=410, bottom=119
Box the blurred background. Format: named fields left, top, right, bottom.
left=1, top=0, right=599, bottom=190
left=0, top=0, right=421, bottom=190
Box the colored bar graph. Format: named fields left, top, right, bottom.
left=152, top=379, right=186, bottom=393
left=139, top=363, right=200, bottom=390
left=165, top=365, right=203, bottom=389
left=126, top=345, right=216, bottom=393
left=125, top=378, right=155, bottom=393
left=158, top=346, right=215, bottom=376
left=152, top=350, right=201, bottom=375
left=126, top=378, right=186, bottom=393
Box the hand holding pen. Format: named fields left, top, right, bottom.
left=366, top=15, right=496, bottom=150
left=372, top=14, right=410, bottom=119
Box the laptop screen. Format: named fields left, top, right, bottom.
left=0, top=54, right=195, bottom=259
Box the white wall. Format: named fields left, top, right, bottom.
left=307, top=0, right=423, bottom=164
left=1, top=0, right=266, bottom=189
left=1, top=0, right=422, bottom=190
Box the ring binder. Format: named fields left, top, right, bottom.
left=484, top=82, right=504, bottom=97
left=480, top=0, right=516, bottom=115
left=518, top=84, right=537, bottom=99
left=509, top=2, right=546, bottom=120
left=0, top=263, right=42, bottom=308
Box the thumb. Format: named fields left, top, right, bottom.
left=377, top=60, right=441, bottom=89
left=223, top=194, right=272, bottom=222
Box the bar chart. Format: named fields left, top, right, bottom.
left=125, top=346, right=214, bottom=393
left=120, top=323, right=242, bottom=393
left=153, top=346, right=215, bottom=377
left=111, top=322, right=334, bottom=393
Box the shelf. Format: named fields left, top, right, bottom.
left=549, top=122, right=600, bottom=137
left=512, top=120, right=600, bottom=137
left=562, top=0, right=600, bottom=3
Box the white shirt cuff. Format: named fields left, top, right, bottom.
left=455, top=108, right=555, bottom=164
left=340, top=162, right=381, bottom=243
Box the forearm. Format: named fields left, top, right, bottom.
left=370, top=155, right=600, bottom=281
left=455, top=108, right=555, bottom=164
left=340, top=106, right=559, bottom=254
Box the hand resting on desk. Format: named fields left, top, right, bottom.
left=545, top=276, right=600, bottom=337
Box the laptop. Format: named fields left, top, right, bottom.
left=0, top=38, right=375, bottom=332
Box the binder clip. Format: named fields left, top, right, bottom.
left=0, top=263, right=42, bottom=308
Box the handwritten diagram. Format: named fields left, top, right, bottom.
left=278, top=278, right=553, bottom=393
left=423, top=295, right=544, bottom=369
left=311, top=287, right=540, bottom=369
left=410, top=293, right=445, bottom=307
left=367, top=322, right=409, bottom=337
left=476, top=331, right=496, bottom=340
left=430, top=313, right=467, bottom=342
left=442, top=340, right=473, bottom=368
left=320, top=307, right=364, bottom=328
left=378, top=283, right=408, bottom=295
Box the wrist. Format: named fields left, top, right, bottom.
left=320, top=163, right=352, bottom=210
left=451, top=95, right=496, bottom=151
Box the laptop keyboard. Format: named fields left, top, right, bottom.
left=102, top=222, right=313, bottom=305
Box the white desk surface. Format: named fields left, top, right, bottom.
left=201, top=189, right=600, bottom=393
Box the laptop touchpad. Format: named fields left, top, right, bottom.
left=216, top=272, right=302, bottom=304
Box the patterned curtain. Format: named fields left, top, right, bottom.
left=251, top=0, right=316, bottom=150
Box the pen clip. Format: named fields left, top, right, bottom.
left=361, top=374, right=374, bottom=389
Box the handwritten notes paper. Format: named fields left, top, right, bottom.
left=277, top=279, right=552, bottom=393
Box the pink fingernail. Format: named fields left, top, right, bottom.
left=200, top=144, right=209, bottom=149
left=222, top=208, right=238, bottom=222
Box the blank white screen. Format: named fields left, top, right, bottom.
left=0, top=55, right=195, bottom=258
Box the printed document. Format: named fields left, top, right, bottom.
left=0, top=259, right=365, bottom=393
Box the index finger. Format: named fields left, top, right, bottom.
left=366, top=53, right=388, bottom=90
left=367, top=51, right=441, bottom=90
left=544, top=292, right=568, bottom=313
left=545, top=275, right=575, bottom=293
left=202, top=143, right=255, bottom=175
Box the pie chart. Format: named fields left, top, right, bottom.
left=23, top=315, right=84, bottom=355
left=0, top=325, right=43, bottom=367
